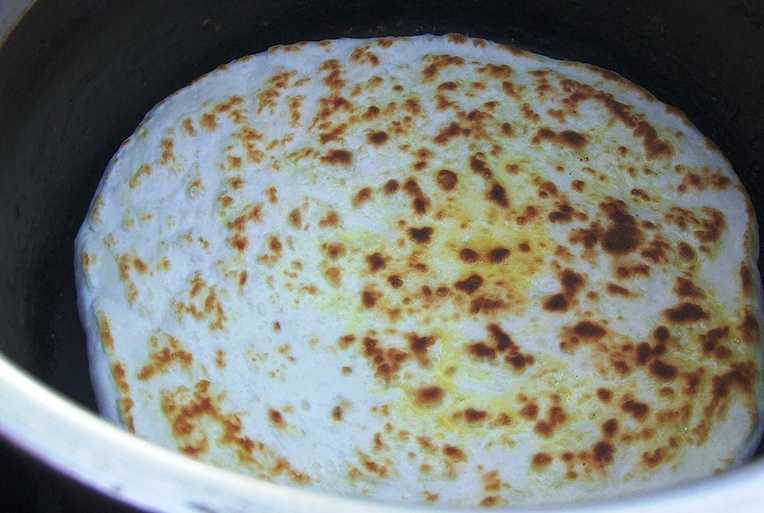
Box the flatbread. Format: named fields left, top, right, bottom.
left=75, top=34, right=764, bottom=507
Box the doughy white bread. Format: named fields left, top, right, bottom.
left=75, top=34, right=763, bottom=507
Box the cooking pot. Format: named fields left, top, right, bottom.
left=2, top=1, right=764, bottom=511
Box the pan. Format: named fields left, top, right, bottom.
left=1, top=1, right=763, bottom=511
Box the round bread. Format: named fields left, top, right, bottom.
left=75, top=34, right=763, bottom=507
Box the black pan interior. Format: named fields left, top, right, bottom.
left=1, top=0, right=763, bottom=460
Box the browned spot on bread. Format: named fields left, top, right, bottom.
left=649, top=360, right=678, bottom=381
left=480, top=496, right=501, bottom=508
left=404, top=97, right=422, bottom=115
left=437, top=81, right=459, bottom=92
left=534, top=406, right=566, bottom=438
left=486, top=183, right=509, bottom=208
left=383, top=179, right=399, bottom=194
left=740, top=310, right=760, bottom=343
left=320, top=149, right=352, bottom=165
left=182, top=118, right=196, bottom=136
left=463, top=408, right=488, bottom=423
left=200, top=111, right=218, bottom=131
left=443, top=445, right=466, bottom=461
left=434, top=122, right=464, bottom=145
left=663, top=302, right=708, bottom=324
left=319, top=210, right=340, bottom=228
left=161, top=380, right=309, bottom=482
left=322, top=242, right=346, bottom=260
left=615, top=264, right=651, bottom=279
left=543, top=294, right=569, bottom=312
left=621, top=396, right=650, bottom=421
left=542, top=268, right=585, bottom=313
left=600, top=200, right=642, bottom=255
left=362, top=336, right=409, bottom=383
left=447, top=33, right=467, bottom=44
left=415, top=385, right=444, bottom=407
left=454, top=274, right=484, bottom=294
left=459, top=248, right=480, bottom=263
left=520, top=403, right=539, bottom=420
left=324, top=267, right=342, bottom=287
left=642, top=448, right=666, bottom=468
left=337, top=334, right=356, bottom=349
left=402, top=177, right=431, bottom=215
left=408, top=226, right=434, bottom=244
left=560, top=269, right=584, bottom=296
left=607, top=283, right=631, bottom=296
left=96, top=312, right=114, bottom=352
left=741, top=264, right=753, bottom=296
left=531, top=127, right=587, bottom=150
left=261, top=185, right=276, bottom=202
left=597, top=388, right=613, bottom=402
left=111, top=362, right=130, bottom=394
left=640, top=237, right=670, bottom=263
left=229, top=234, right=248, bottom=252
left=367, top=130, right=389, bottom=145
left=138, top=334, right=193, bottom=381
left=436, top=169, right=458, bottom=191
left=548, top=204, right=575, bottom=223
left=592, top=441, right=614, bottom=466
left=159, top=138, right=175, bottom=165
left=268, top=408, right=286, bottom=429
left=674, top=277, right=704, bottom=299
left=569, top=223, right=601, bottom=250
left=215, top=349, right=225, bottom=369
left=128, top=164, right=152, bottom=188
left=470, top=154, right=493, bottom=179
left=319, top=59, right=345, bottom=91
left=366, top=252, right=386, bottom=272
left=387, top=275, right=403, bottom=288
left=111, top=363, right=135, bottom=432
left=288, top=208, right=302, bottom=229
left=573, top=320, right=606, bottom=339
left=287, top=95, right=303, bottom=127
left=227, top=204, right=263, bottom=232
left=470, top=297, right=506, bottom=314
left=257, top=71, right=294, bottom=113
left=652, top=326, right=670, bottom=344
left=359, top=105, right=380, bottom=122
left=488, top=247, right=510, bottom=263
left=694, top=208, right=725, bottom=245
left=131, top=257, right=148, bottom=274
left=319, top=123, right=348, bottom=145
left=350, top=46, right=380, bottom=66
left=531, top=452, right=552, bottom=470
left=477, top=63, right=513, bottom=78
left=468, top=342, right=496, bottom=360
left=407, top=333, right=435, bottom=366
left=501, top=80, right=519, bottom=98
left=361, top=287, right=380, bottom=308
left=634, top=121, right=673, bottom=159
left=602, top=418, right=619, bottom=438
left=636, top=342, right=653, bottom=365
left=268, top=235, right=283, bottom=254
left=422, top=54, right=465, bottom=81
left=352, top=187, right=373, bottom=207
left=521, top=103, right=540, bottom=122
left=423, top=491, right=439, bottom=503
